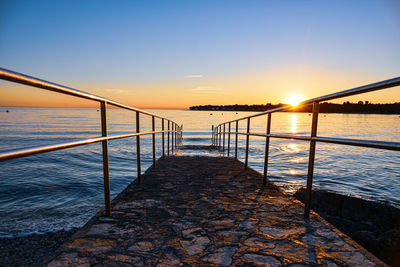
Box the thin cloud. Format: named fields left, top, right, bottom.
left=184, top=74, right=203, bottom=78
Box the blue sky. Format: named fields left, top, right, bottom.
left=1, top=0, right=399, bottom=108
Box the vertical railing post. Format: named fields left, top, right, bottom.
left=136, top=111, right=141, bottom=182
left=227, top=122, right=231, bottom=156
left=215, top=127, right=217, bottom=146
left=167, top=121, right=170, bottom=156
left=245, top=118, right=251, bottom=169
left=171, top=123, right=174, bottom=152
left=305, top=101, right=319, bottom=218
left=152, top=116, right=156, bottom=168
left=175, top=123, right=177, bottom=147
left=162, top=119, right=165, bottom=159
left=235, top=121, right=238, bottom=160
left=180, top=124, right=183, bottom=145
left=263, top=113, right=272, bottom=184
left=219, top=126, right=222, bottom=148
left=215, top=127, right=217, bottom=145
left=223, top=124, right=226, bottom=152
left=212, top=125, right=214, bottom=145
left=217, top=126, right=219, bottom=147
left=100, top=101, right=111, bottom=216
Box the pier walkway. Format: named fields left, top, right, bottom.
left=47, top=156, right=382, bottom=266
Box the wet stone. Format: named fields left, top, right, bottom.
left=243, top=253, right=281, bottom=266
left=107, top=254, right=142, bottom=264
left=47, top=252, right=91, bottom=267
left=240, top=220, right=258, bottom=229
left=260, top=226, right=305, bottom=238
left=244, top=237, right=275, bottom=249
left=157, top=253, right=181, bottom=266
left=180, top=236, right=210, bottom=256
left=203, top=246, right=236, bottom=266
left=210, top=219, right=235, bottom=228
left=65, top=238, right=116, bottom=254
left=181, top=227, right=202, bottom=238
left=128, top=241, right=154, bottom=252
left=46, top=156, right=384, bottom=266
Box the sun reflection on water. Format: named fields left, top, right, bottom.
left=291, top=113, right=297, bottom=134
left=286, top=143, right=300, bottom=153
left=290, top=157, right=303, bottom=163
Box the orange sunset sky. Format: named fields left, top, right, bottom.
left=1, top=1, right=399, bottom=109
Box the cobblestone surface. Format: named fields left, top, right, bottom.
left=47, top=156, right=384, bottom=266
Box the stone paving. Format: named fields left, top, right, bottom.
left=47, top=156, right=384, bottom=266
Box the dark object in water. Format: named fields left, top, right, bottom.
left=6, top=110, right=9, bottom=112
left=210, top=113, right=213, bottom=115
left=236, top=112, right=238, bottom=114
left=294, top=188, right=400, bottom=266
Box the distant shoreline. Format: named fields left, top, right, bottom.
left=189, top=102, right=400, bottom=114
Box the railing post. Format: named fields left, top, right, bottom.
left=171, top=123, right=174, bottom=152
left=219, top=126, right=222, bottom=148
left=167, top=121, right=170, bottom=156
left=162, top=119, right=165, bottom=159
left=263, top=113, right=272, bottom=184
left=227, top=122, right=231, bottom=156
left=235, top=121, right=238, bottom=160
left=245, top=118, right=251, bottom=169
left=214, top=127, right=217, bottom=145
left=100, top=101, right=111, bottom=217
left=180, top=124, right=183, bottom=145
left=175, top=123, right=177, bottom=147
left=212, top=125, right=214, bottom=145
left=136, top=111, right=141, bottom=182
left=152, top=116, right=156, bottom=168
left=223, top=124, right=226, bottom=152
left=305, top=101, right=319, bottom=218
left=217, top=126, right=219, bottom=147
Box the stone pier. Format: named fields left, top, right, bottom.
left=47, top=156, right=384, bottom=266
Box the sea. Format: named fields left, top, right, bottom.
left=0, top=107, right=399, bottom=237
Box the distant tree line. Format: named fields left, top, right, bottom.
left=189, top=102, right=400, bottom=114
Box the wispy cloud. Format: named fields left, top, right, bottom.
left=191, top=86, right=221, bottom=91
left=103, top=88, right=128, bottom=94
left=184, top=74, right=203, bottom=78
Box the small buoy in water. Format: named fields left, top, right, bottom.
left=236, top=112, right=238, bottom=114
left=210, top=113, right=213, bottom=115
left=6, top=110, right=9, bottom=113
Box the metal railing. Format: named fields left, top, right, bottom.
left=0, top=67, right=183, bottom=216
left=212, top=76, right=400, bottom=217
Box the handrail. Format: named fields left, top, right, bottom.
left=212, top=76, right=400, bottom=217
left=0, top=68, right=167, bottom=119
left=0, top=67, right=183, bottom=216
left=218, top=76, right=400, bottom=124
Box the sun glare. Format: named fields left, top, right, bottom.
left=285, top=93, right=303, bottom=107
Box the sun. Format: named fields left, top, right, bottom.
left=285, top=93, right=303, bottom=107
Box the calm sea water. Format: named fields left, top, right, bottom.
left=0, top=107, right=399, bottom=237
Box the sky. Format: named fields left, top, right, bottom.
left=0, top=0, right=399, bottom=109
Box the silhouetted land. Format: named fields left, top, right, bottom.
left=190, top=102, right=400, bottom=114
